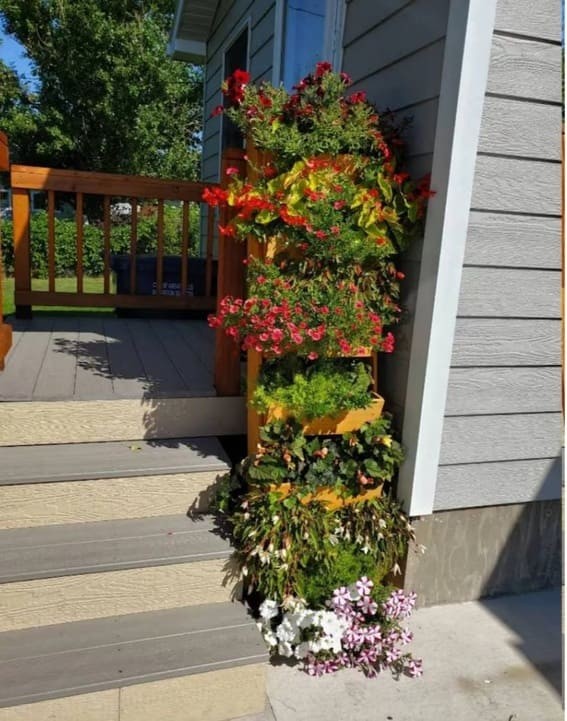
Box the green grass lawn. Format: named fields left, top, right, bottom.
left=1, top=277, right=116, bottom=317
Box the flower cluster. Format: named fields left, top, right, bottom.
left=259, top=579, right=422, bottom=679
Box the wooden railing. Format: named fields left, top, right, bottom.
left=10, top=163, right=221, bottom=317
left=0, top=131, right=13, bottom=368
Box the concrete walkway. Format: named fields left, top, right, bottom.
left=234, top=588, right=562, bottom=721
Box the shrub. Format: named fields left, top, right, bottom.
left=1, top=204, right=201, bottom=278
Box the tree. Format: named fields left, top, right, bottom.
left=0, top=0, right=203, bottom=179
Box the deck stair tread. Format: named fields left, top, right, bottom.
left=0, top=602, right=267, bottom=708
left=0, top=436, right=230, bottom=485
left=0, top=515, right=232, bottom=583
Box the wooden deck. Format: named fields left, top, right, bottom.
left=0, top=317, right=216, bottom=401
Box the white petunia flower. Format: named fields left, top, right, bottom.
left=263, top=629, right=278, bottom=647
left=294, top=642, right=310, bottom=659
left=259, top=599, right=279, bottom=620
left=278, top=642, right=294, bottom=658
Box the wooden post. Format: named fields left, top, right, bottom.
left=0, top=131, right=13, bottom=368
left=214, top=148, right=247, bottom=397
left=12, top=187, right=31, bottom=318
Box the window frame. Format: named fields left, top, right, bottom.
left=272, top=0, right=346, bottom=86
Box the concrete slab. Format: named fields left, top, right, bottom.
left=232, top=589, right=562, bottom=721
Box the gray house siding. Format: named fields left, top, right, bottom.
left=434, top=0, right=562, bottom=511
left=202, top=0, right=276, bottom=184
left=341, top=0, right=450, bottom=427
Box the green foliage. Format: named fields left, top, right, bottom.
left=0, top=0, right=202, bottom=178
left=240, top=418, right=404, bottom=495
left=297, top=545, right=393, bottom=608
left=229, top=487, right=414, bottom=606
left=252, top=358, right=374, bottom=421
left=1, top=205, right=200, bottom=277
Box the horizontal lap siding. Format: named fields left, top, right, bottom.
left=435, top=0, right=562, bottom=511
left=341, top=0, right=449, bottom=422
left=201, top=0, right=276, bottom=183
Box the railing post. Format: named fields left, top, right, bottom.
left=12, top=187, right=32, bottom=318
left=214, top=148, right=247, bottom=396
left=0, top=131, right=13, bottom=368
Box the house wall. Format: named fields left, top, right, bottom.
left=341, top=0, right=450, bottom=425
left=435, top=0, right=562, bottom=511
left=202, top=0, right=277, bottom=184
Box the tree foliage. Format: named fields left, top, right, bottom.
left=0, top=0, right=203, bottom=178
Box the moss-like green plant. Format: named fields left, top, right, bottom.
left=252, top=357, right=374, bottom=421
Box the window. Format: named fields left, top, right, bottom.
left=281, top=0, right=327, bottom=89
left=222, top=27, right=249, bottom=150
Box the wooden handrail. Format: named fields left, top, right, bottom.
left=11, top=165, right=210, bottom=202
left=9, top=160, right=226, bottom=316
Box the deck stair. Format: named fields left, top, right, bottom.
left=0, top=436, right=268, bottom=721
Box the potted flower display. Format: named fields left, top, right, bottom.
left=205, top=63, right=431, bottom=678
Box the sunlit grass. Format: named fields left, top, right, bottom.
left=2, top=277, right=116, bottom=317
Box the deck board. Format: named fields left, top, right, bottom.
left=0, top=318, right=216, bottom=401
left=0, top=318, right=53, bottom=400
left=34, top=317, right=78, bottom=400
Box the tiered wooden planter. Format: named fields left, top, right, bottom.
left=244, top=143, right=386, bottom=508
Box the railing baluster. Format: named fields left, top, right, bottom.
left=181, top=201, right=189, bottom=297
left=47, top=190, right=55, bottom=293
left=103, top=196, right=111, bottom=295
left=12, top=187, right=31, bottom=318
left=205, top=206, right=215, bottom=298
left=156, top=199, right=164, bottom=295
left=130, top=197, right=138, bottom=294
left=76, top=192, right=84, bottom=293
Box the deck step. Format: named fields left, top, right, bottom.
left=0, top=396, right=246, bottom=446
left=0, top=515, right=238, bottom=632
left=0, top=436, right=230, bottom=485
left=0, top=436, right=231, bottom=528
left=0, top=514, right=231, bottom=583
left=0, top=603, right=267, bottom=720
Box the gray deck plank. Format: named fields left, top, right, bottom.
left=74, top=317, right=115, bottom=399
left=0, top=318, right=53, bottom=400
left=103, top=317, right=149, bottom=398
left=126, top=319, right=188, bottom=396
left=173, top=320, right=216, bottom=379
left=0, top=436, right=230, bottom=485
left=0, top=515, right=231, bottom=582
left=0, top=603, right=267, bottom=707
left=33, top=317, right=79, bottom=400
left=150, top=320, right=214, bottom=396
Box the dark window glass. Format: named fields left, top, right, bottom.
left=282, top=0, right=326, bottom=89
left=222, top=28, right=248, bottom=150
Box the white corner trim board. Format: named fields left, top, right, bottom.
left=397, top=0, right=498, bottom=517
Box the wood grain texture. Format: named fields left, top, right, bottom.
left=439, top=413, right=562, bottom=465
left=451, top=319, right=561, bottom=366
left=434, top=457, right=562, bottom=510
left=0, top=690, right=119, bottom=721
left=445, top=366, right=561, bottom=415
left=471, top=156, right=561, bottom=215
left=464, top=212, right=561, bottom=269
left=341, top=0, right=448, bottom=83
left=0, top=559, right=234, bottom=631
left=0, top=472, right=223, bottom=529
left=0, top=397, right=246, bottom=446
left=486, top=35, right=561, bottom=103
left=478, top=96, right=561, bottom=161
left=458, top=267, right=561, bottom=318
left=494, top=0, right=561, bottom=42
left=120, top=664, right=266, bottom=721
